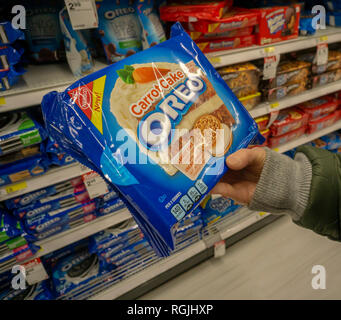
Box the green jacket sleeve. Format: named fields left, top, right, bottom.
left=294, top=145, right=341, bottom=241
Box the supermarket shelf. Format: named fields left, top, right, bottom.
left=90, top=209, right=269, bottom=300
left=0, top=163, right=91, bottom=201
left=275, top=120, right=341, bottom=154
left=207, top=27, right=341, bottom=68
left=35, top=209, right=132, bottom=259
left=0, top=60, right=107, bottom=112
left=249, top=79, right=341, bottom=119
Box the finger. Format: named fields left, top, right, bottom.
left=226, top=148, right=263, bottom=171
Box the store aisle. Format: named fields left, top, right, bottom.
left=141, top=215, right=341, bottom=300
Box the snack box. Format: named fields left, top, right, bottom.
left=270, top=107, right=309, bottom=137
left=265, top=79, right=308, bottom=102
left=0, top=21, right=25, bottom=45
left=307, top=111, right=339, bottom=134
left=5, top=177, right=83, bottom=210
left=218, top=62, right=260, bottom=98
left=96, top=197, right=126, bottom=217
left=239, top=92, right=261, bottom=111
left=266, top=60, right=311, bottom=89
left=159, top=0, right=233, bottom=22
left=311, top=131, right=341, bottom=151
left=196, top=34, right=256, bottom=53
left=312, top=69, right=341, bottom=88
left=269, top=125, right=307, bottom=149
left=41, top=23, right=263, bottom=256
left=183, top=7, right=260, bottom=34
left=187, top=26, right=254, bottom=41
left=298, top=95, right=338, bottom=120
left=255, top=5, right=301, bottom=45
left=255, top=115, right=269, bottom=132
left=0, top=145, right=41, bottom=166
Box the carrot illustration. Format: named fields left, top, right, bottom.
left=132, top=67, right=170, bottom=83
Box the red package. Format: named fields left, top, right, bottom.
left=307, top=112, right=338, bottom=134
left=255, top=115, right=270, bottom=132
left=256, top=5, right=300, bottom=45
left=196, top=34, right=256, bottom=53
left=159, top=0, right=233, bottom=22
left=183, top=7, right=259, bottom=34
left=270, top=108, right=309, bottom=137
left=187, top=26, right=253, bottom=41
left=298, top=95, right=338, bottom=120
left=269, top=126, right=307, bottom=149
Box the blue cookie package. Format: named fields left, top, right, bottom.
left=0, top=45, right=24, bottom=70
left=0, top=21, right=25, bottom=45
left=0, top=65, right=26, bottom=91
left=0, top=281, right=54, bottom=300
left=41, top=23, right=263, bottom=257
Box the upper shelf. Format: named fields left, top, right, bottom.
left=207, top=27, right=341, bottom=68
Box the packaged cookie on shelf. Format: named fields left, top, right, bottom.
left=269, top=125, right=307, bottom=149
left=218, top=62, right=260, bottom=98
left=312, top=69, right=341, bottom=88
left=41, top=22, right=263, bottom=257
left=311, top=131, right=341, bottom=151
left=297, top=95, right=339, bottom=120
left=265, top=79, right=308, bottom=102
left=238, top=92, right=261, bottom=111
left=307, top=111, right=339, bottom=134
left=255, top=115, right=270, bottom=132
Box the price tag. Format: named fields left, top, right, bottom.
left=82, top=171, right=108, bottom=199
left=214, top=240, right=226, bottom=258
left=263, top=54, right=280, bottom=80
left=6, top=181, right=27, bottom=194
left=0, top=97, right=6, bottom=105
left=22, top=258, right=49, bottom=285
left=64, top=0, right=98, bottom=30
left=316, top=40, right=328, bottom=66
left=266, top=110, right=280, bottom=129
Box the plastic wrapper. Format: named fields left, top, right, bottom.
left=307, top=111, right=339, bottom=134
left=159, top=0, right=233, bottom=22
left=298, top=95, right=339, bottom=120
left=269, top=125, right=307, bottom=149
left=5, top=177, right=84, bottom=210
left=0, top=66, right=26, bottom=91
left=24, top=0, right=65, bottom=63
left=238, top=92, right=261, bottom=111
left=196, top=34, right=256, bottom=53
left=299, top=11, right=316, bottom=36
left=0, top=45, right=24, bottom=70
left=0, top=112, right=47, bottom=156
left=135, top=0, right=166, bottom=49
left=182, top=7, right=259, bottom=34
left=311, top=131, right=341, bottom=150
left=0, top=211, right=22, bottom=242
left=187, top=26, right=254, bottom=41
left=0, top=153, right=50, bottom=187
left=270, top=108, right=309, bottom=137
left=96, top=0, right=142, bottom=64
left=265, top=79, right=308, bottom=102
left=218, top=62, right=260, bottom=98
left=256, top=5, right=300, bottom=45
left=13, top=184, right=90, bottom=219
left=41, top=23, right=263, bottom=257
left=59, top=8, right=93, bottom=77
left=44, top=136, right=75, bottom=166
left=266, top=60, right=311, bottom=89
left=312, top=69, right=341, bottom=88
left=0, top=21, right=25, bottom=45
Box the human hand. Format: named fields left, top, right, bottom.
left=211, top=147, right=266, bottom=205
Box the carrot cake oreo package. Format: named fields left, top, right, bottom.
left=41, top=23, right=263, bottom=257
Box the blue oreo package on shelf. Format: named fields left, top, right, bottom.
left=299, top=11, right=317, bottom=36
left=0, top=153, right=50, bottom=187
left=44, top=136, right=75, bottom=166
left=59, top=7, right=93, bottom=77
left=96, top=197, right=126, bottom=217
left=311, top=131, right=341, bottom=150
left=0, top=65, right=25, bottom=91
left=41, top=22, right=263, bottom=257
left=0, top=21, right=25, bottom=45
left=0, top=281, right=54, bottom=300
left=0, top=210, right=22, bottom=242
left=135, top=0, right=166, bottom=50
left=96, top=0, right=142, bottom=63
left=0, top=45, right=24, bottom=70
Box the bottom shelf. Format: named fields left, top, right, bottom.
left=89, top=210, right=276, bottom=300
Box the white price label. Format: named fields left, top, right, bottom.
left=316, top=42, right=328, bottom=66
left=64, top=0, right=98, bottom=30
left=82, top=171, right=108, bottom=199
left=214, top=240, right=226, bottom=258
left=22, top=258, right=49, bottom=285
left=263, top=54, right=280, bottom=80
left=266, top=110, right=280, bottom=129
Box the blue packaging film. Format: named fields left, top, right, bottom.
left=135, top=0, right=166, bottom=50
left=299, top=11, right=316, bottom=36
left=59, top=8, right=93, bottom=77
left=44, top=136, right=76, bottom=166
left=0, top=65, right=25, bottom=91
left=41, top=22, right=263, bottom=257
left=0, top=153, right=50, bottom=187
left=0, top=211, right=22, bottom=241
left=0, top=21, right=25, bottom=45
left=96, top=0, right=142, bottom=63
left=0, top=45, right=24, bottom=70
